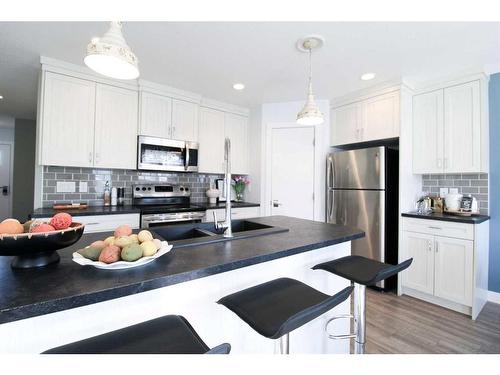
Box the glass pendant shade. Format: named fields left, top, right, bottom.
left=84, top=21, right=139, bottom=80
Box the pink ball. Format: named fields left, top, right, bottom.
left=31, top=224, right=56, bottom=233
left=50, top=213, right=72, bottom=230
left=114, top=225, right=132, bottom=238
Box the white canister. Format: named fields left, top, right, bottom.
left=445, top=193, right=463, bottom=211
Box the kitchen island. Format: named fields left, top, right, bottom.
left=0, top=216, right=363, bottom=354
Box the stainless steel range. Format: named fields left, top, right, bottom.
left=133, top=184, right=206, bottom=228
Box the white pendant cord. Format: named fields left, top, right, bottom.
left=307, top=48, right=313, bottom=95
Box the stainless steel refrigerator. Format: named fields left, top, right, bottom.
left=326, top=146, right=399, bottom=290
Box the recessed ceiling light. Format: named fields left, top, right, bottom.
left=0, top=95, right=3, bottom=100
left=361, top=72, right=376, bottom=81
left=233, top=83, right=245, bottom=90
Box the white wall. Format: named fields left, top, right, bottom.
left=249, top=100, right=330, bottom=221
left=245, top=105, right=262, bottom=207
left=0, top=113, right=15, bottom=143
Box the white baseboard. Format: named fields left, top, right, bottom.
left=488, top=290, right=500, bottom=304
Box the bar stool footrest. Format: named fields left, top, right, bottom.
left=325, top=314, right=356, bottom=340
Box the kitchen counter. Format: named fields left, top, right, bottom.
left=30, top=202, right=260, bottom=218
left=402, top=211, right=490, bottom=224
left=30, top=205, right=141, bottom=218
left=0, top=216, right=363, bottom=325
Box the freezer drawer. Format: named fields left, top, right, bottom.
left=327, top=189, right=385, bottom=262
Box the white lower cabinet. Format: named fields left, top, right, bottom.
left=401, top=217, right=486, bottom=318
left=401, top=231, right=435, bottom=295
left=433, top=236, right=473, bottom=306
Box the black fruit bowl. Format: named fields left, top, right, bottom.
left=0, top=223, right=85, bottom=269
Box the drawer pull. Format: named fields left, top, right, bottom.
left=428, top=226, right=442, bottom=230
left=85, top=222, right=100, bottom=226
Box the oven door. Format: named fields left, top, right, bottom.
left=141, top=212, right=205, bottom=228
left=137, top=136, right=199, bottom=172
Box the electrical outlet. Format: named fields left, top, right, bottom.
left=56, top=181, right=76, bottom=193
left=449, top=188, right=459, bottom=194
left=79, top=181, right=88, bottom=193
left=439, top=188, right=449, bottom=198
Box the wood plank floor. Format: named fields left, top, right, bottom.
left=360, top=289, right=500, bottom=354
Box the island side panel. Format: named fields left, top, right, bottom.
left=0, top=242, right=351, bottom=354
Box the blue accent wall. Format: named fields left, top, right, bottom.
left=489, top=74, right=500, bottom=292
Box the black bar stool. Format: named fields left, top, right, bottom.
left=313, top=255, right=412, bottom=354
left=217, top=277, right=353, bottom=354
left=43, top=315, right=230, bottom=354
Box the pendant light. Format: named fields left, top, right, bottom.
left=84, top=21, right=139, bottom=80
left=296, top=35, right=324, bottom=125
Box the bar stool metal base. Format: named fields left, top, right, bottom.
left=325, top=283, right=366, bottom=354
left=274, top=333, right=290, bottom=354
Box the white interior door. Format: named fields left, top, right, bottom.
left=0, top=144, right=12, bottom=220
left=270, top=126, right=315, bottom=219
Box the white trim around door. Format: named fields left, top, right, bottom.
left=263, top=122, right=327, bottom=221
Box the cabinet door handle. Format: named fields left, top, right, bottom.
left=95, top=153, right=100, bottom=164
left=89, top=152, right=93, bottom=164
left=437, top=158, right=442, bottom=168
left=428, top=226, right=442, bottom=230
left=435, top=243, right=439, bottom=253
left=428, top=240, right=432, bottom=251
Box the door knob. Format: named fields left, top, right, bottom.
left=272, top=200, right=282, bottom=208
left=1, top=185, right=9, bottom=196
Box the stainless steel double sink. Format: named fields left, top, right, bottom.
left=151, top=219, right=289, bottom=248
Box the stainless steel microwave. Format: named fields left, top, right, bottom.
left=137, top=136, right=199, bottom=172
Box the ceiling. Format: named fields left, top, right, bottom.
left=1, top=22, right=500, bottom=119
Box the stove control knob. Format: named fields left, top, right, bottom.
left=142, top=187, right=146, bottom=191
left=185, top=187, right=189, bottom=191
left=148, top=187, right=152, bottom=191
left=180, top=187, right=184, bottom=191
left=135, top=187, right=140, bottom=191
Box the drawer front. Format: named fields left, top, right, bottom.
left=204, top=207, right=261, bottom=222
left=402, top=217, right=473, bottom=240
left=37, top=214, right=140, bottom=233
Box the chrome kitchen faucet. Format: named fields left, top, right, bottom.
left=213, top=138, right=233, bottom=237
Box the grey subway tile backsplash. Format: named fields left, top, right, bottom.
left=41, top=166, right=224, bottom=208
left=421, top=173, right=489, bottom=215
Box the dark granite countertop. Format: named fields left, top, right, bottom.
left=30, top=202, right=260, bottom=218
left=402, top=211, right=490, bottom=224
left=0, top=216, right=363, bottom=324
left=30, top=205, right=142, bottom=218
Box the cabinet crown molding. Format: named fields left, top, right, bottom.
left=40, top=56, right=139, bottom=91
left=410, top=72, right=489, bottom=95
left=201, top=98, right=250, bottom=117
left=138, top=79, right=202, bottom=104
left=331, top=80, right=413, bottom=108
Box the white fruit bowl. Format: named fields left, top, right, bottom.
left=72, top=242, right=173, bottom=270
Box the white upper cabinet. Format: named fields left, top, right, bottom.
left=443, top=81, right=481, bottom=173
left=94, top=84, right=138, bottom=170
left=40, top=72, right=96, bottom=167
left=331, top=90, right=400, bottom=146
left=224, top=113, right=249, bottom=175
left=330, top=102, right=361, bottom=146
left=363, top=91, right=400, bottom=141
left=412, top=90, right=444, bottom=174
left=171, top=99, right=199, bottom=141
left=412, top=78, right=487, bottom=174
left=198, top=108, right=225, bottom=173
left=139, top=91, right=172, bottom=138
